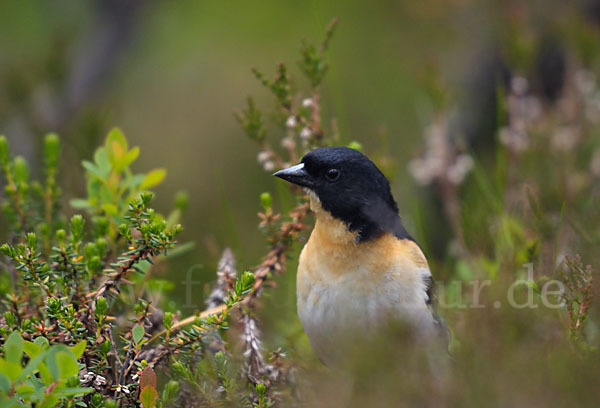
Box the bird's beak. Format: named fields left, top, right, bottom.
left=273, top=163, right=314, bottom=188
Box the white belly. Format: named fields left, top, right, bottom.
left=297, top=250, right=436, bottom=365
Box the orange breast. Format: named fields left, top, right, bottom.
left=297, top=194, right=430, bottom=301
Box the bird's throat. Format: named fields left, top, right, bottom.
left=306, top=191, right=358, bottom=246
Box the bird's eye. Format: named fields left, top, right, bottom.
left=325, top=168, right=340, bottom=182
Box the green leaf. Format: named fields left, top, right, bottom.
left=0, top=359, right=23, bottom=381
left=38, top=361, right=53, bottom=386
left=0, top=373, right=10, bottom=394
left=15, top=383, right=35, bottom=395
left=161, top=380, right=180, bottom=403
left=132, top=325, right=145, bottom=345
left=33, top=336, right=49, bottom=349
left=82, top=160, right=104, bottom=179
left=23, top=341, right=43, bottom=358
left=106, top=128, right=127, bottom=150
left=139, top=385, right=159, bottom=408
left=18, top=351, right=47, bottom=381
left=106, top=128, right=128, bottom=168
left=39, top=394, right=60, bottom=408
left=163, top=241, right=195, bottom=258
left=53, top=387, right=93, bottom=397
left=94, top=147, right=111, bottom=176
left=126, top=174, right=146, bottom=190
left=140, top=169, right=166, bottom=190
left=70, top=198, right=92, bottom=209
left=4, top=331, right=23, bottom=364
left=44, top=345, right=72, bottom=381
left=69, top=340, right=87, bottom=360
left=236, top=271, right=255, bottom=296
left=56, top=351, right=79, bottom=378
left=120, top=146, right=140, bottom=171
left=102, top=203, right=118, bottom=216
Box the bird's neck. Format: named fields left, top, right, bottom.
left=306, top=189, right=412, bottom=243
left=307, top=192, right=359, bottom=246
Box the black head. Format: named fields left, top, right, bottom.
left=273, top=146, right=413, bottom=242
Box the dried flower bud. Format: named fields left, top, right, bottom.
left=299, top=127, right=312, bottom=140
left=302, top=98, right=314, bottom=107
left=551, top=126, right=580, bottom=152
left=575, top=69, right=596, bottom=96
left=257, top=150, right=271, bottom=164
left=94, top=375, right=107, bottom=387
left=511, top=76, right=529, bottom=96
left=281, top=136, right=295, bottom=150
left=499, top=127, right=529, bottom=152
left=447, top=154, right=474, bottom=185
left=263, top=160, right=275, bottom=172
left=408, top=159, right=435, bottom=186
left=286, top=116, right=297, bottom=128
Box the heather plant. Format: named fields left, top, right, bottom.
left=0, top=129, right=272, bottom=407
left=0, top=20, right=342, bottom=408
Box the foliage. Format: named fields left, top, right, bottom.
left=0, top=120, right=287, bottom=405
left=0, top=128, right=189, bottom=406
left=0, top=331, right=90, bottom=407
left=71, top=128, right=168, bottom=240
left=562, top=255, right=594, bottom=344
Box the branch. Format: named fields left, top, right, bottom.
left=148, top=202, right=310, bottom=344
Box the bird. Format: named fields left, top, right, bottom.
left=273, top=146, right=447, bottom=366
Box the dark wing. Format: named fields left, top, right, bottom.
left=401, top=238, right=450, bottom=346
left=422, top=272, right=450, bottom=346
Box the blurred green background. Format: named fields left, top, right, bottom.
left=0, top=0, right=470, bottom=298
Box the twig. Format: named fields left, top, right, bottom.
left=116, top=341, right=134, bottom=405
left=91, top=243, right=162, bottom=302
left=107, top=325, right=123, bottom=382
left=148, top=202, right=309, bottom=344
